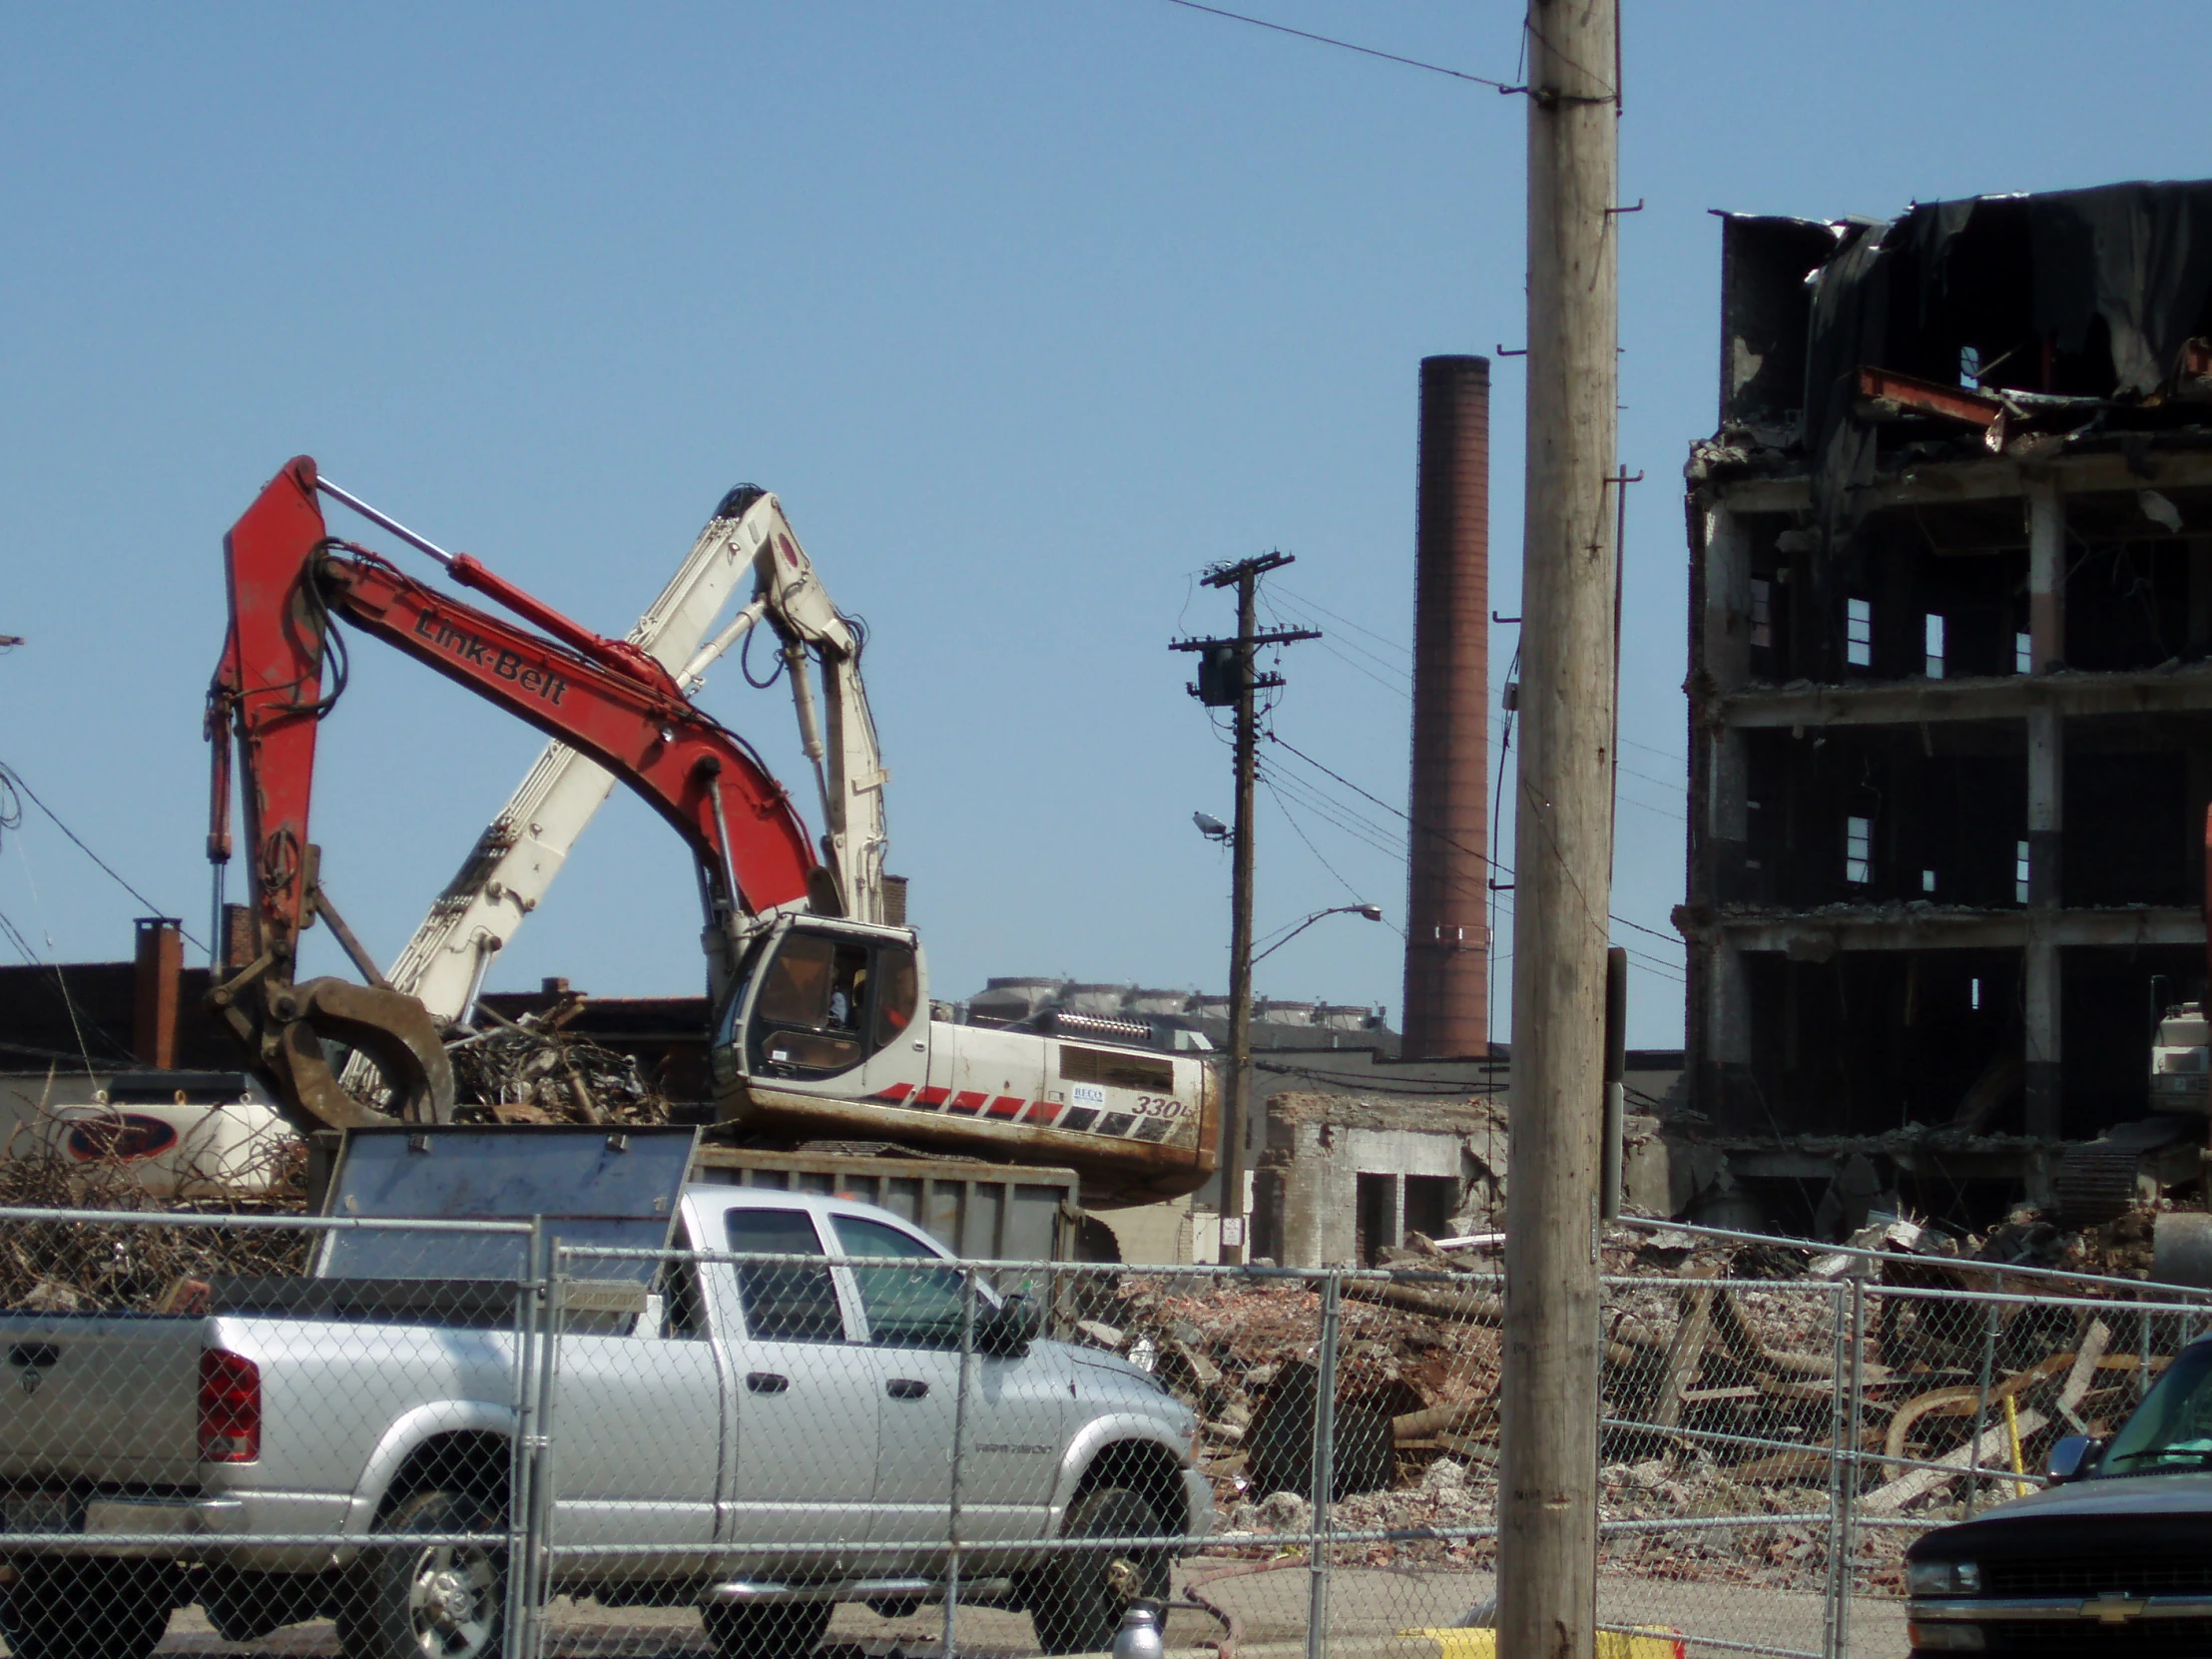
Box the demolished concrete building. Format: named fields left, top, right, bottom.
left=1682, top=179, right=2212, bottom=1234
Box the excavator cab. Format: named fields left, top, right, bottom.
left=713, top=915, right=927, bottom=1098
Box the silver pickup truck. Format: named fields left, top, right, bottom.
left=0, top=1154, right=1209, bottom=1659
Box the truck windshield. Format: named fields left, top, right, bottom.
left=2100, top=1343, right=2212, bottom=1473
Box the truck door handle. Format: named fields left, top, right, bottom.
left=886, top=1378, right=929, bottom=1400
left=745, top=1372, right=790, bottom=1394
left=7, top=1345, right=57, bottom=1370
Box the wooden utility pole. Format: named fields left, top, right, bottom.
left=1172, top=554, right=1317, bottom=1264
left=1497, top=0, right=1620, bottom=1655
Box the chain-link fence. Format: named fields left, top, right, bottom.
left=2, top=1201, right=2209, bottom=1659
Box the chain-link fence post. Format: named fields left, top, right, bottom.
left=529, top=1220, right=564, bottom=1659
left=1818, top=1276, right=1848, bottom=1659
left=939, top=1264, right=978, bottom=1659
left=1961, top=1272, right=2002, bottom=1521
left=1306, top=1268, right=1341, bottom=1659
left=502, top=1216, right=544, bottom=1659
left=1835, top=1271, right=1866, bottom=1659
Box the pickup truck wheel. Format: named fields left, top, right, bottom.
left=699, top=1598, right=831, bottom=1659
left=0, top=1560, right=171, bottom=1659
left=201, top=1568, right=292, bottom=1642
left=1028, top=1485, right=1170, bottom=1656
left=341, top=1489, right=505, bottom=1659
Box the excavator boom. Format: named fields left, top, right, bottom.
left=208, top=456, right=821, bottom=1129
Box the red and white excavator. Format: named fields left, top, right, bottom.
left=205, top=457, right=1215, bottom=1203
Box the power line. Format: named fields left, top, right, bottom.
left=1271, top=586, right=1412, bottom=661
left=1265, top=731, right=1686, bottom=956
left=1155, top=0, right=1523, bottom=91
left=1624, top=736, right=1687, bottom=767
left=1260, top=780, right=1373, bottom=912
left=1262, top=759, right=1684, bottom=981
left=0, top=762, right=206, bottom=953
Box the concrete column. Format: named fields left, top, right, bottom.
left=1702, top=503, right=1754, bottom=692
left=1701, top=504, right=1752, bottom=901
left=2023, top=913, right=2062, bottom=1144
left=2026, top=476, right=2065, bottom=673
left=2024, top=476, right=2065, bottom=1140
left=1706, top=939, right=1754, bottom=1133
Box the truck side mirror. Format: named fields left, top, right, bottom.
left=978, top=1293, right=1042, bottom=1358
left=2046, top=1434, right=2101, bottom=1483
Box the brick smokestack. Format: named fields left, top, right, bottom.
left=133, top=916, right=184, bottom=1069
left=1401, top=355, right=1490, bottom=1059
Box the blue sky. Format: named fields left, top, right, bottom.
left=1, top=3, right=2204, bottom=1050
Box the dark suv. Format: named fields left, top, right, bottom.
left=1907, top=1334, right=2212, bottom=1656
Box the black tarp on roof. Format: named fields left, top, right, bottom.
left=1799, top=180, right=2212, bottom=542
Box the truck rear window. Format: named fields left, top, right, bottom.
left=725, top=1209, right=844, bottom=1343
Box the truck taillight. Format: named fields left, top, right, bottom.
left=198, top=1350, right=260, bottom=1462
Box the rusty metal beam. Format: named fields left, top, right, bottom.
left=1857, top=365, right=2005, bottom=428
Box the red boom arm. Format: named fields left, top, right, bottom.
left=207, top=455, right=824, bottom=1129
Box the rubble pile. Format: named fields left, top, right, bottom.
left=1067, top=1214, right=2194, bottom=1586
left=447, top=998, right=674, bottom=1124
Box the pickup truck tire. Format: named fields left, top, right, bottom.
left=698, top=1598, right=831, bottom=1659
left=0, top=1560, right=171, bottom=1659
left=201, top=1569, right=296, bottom=1642
left=339, top=1488, right=505, bottom=1659
left=1026, top=1485, right=1170, bottom=1656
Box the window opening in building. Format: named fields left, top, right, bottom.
left=1846, top=817, right=1873, bottom=885
left=1971, top=977, right=1982, bottom=1011
left=1922, top=868, right=1936, bottom=893
left=1355, top=1173, right=1398, bottom=1268
left=1403, top=1176, right=1458, bottom=1243
left=1749, top=578, right=1773, bottom=651
left=1960, top=344, right=1983, bottom=388
left=2015, top=631, right=2032, bottom=674
left=2015, top=839, right=2031, bottom=903
left=1925, top=614, right=1945, bottom=679
left=1846, top=598, right=1873, bottom=668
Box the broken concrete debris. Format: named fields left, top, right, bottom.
left=1072, top=1215, right=2190, bottom=1591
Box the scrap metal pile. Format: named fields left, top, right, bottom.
left=0, top=1125, right=309, bottom=1311
left=445, top=993, right=674, bottom=1125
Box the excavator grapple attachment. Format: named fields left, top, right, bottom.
left=214, top=971, right=455, bottom=1132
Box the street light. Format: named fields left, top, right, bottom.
left=1252, top=902, right=1383, bottom=963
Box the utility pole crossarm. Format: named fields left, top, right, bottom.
left=1167, top=628, right=1322, bottom=652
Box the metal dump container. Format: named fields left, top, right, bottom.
left=688, top=1146, right=1079, bottom=1262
